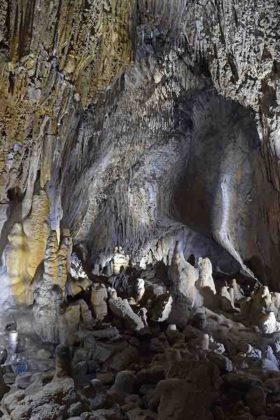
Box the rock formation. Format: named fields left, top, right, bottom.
left=1, top=243, right=280, bottom=417
left=0, top=0, right=279, bottom=418
left=91, top=284, right=108, bottom=322
left=0, top=0, right=278, bottom=291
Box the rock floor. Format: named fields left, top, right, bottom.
left=1, top=249, right=280, bottom=420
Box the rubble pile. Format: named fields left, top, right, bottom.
left=0, top=243, right=280, bottom=419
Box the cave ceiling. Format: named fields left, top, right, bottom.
left=0, top=0, right=279, bottom=297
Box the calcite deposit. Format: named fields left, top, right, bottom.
left=0, top=0, right=279, bottom=419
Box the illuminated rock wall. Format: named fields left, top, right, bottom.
left=0, top=0, right=279, bottom=303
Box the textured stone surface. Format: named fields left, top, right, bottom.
left=1, top=4, right=280, bottom=418
left=2, top=377, right=78, bottom=419
left=0, top=0, right=277, bottom=300
left=6, top=191, right=49, bottom=304
left=3, top=254, right=280, bottom=418
left=108, top=288, right=144, bottom=331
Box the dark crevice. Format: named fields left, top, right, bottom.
left=227, top=52, right=239, bottom=82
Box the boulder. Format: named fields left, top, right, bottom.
left=150, top=378, right=214, bottom=420
left=127, top=407, right=157, bottom=420
left=197, top=257, right=216, bottom=295
left=2, top=377, right=80, bottom=420
left=245, top=386, right=266, bottom=416
left=110, top=370, right=137, bottom=395
left=108, top=288, right=144, bottom=331
left=148, top=293, right=173, bottom=322
left=259, top=312, right=280, bottom=334
left=91, top=284, right=108, bottom=321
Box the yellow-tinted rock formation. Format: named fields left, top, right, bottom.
left=6, top=190, right=50, bottom=304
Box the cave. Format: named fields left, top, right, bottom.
left=0, top=1, right=279, bottom=419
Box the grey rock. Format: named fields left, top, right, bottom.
left=208, top=353, right=233, bottom=373
left=148, top=293, right=173, bottom=323
left=90, top=379, right=104, bottom=392
left=106, top=344, right=139, bottom=371
left=68, top=402, right=83, bottom=417
left=110, top=370, right=137, bottom=395
left=67, top=417, right=82, bottom=420
left=108, top=289, right=144, bottom=331
left=150, top=378, right=214, bottom=420
left=2, top=377, right=78, bottom=420
left=136, top=366, right=165, bottom=385
left=0, top=3, right=279, bottom=419
left=15, top=372, right=34, bottom=389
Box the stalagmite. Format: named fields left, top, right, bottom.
left=197, top=258, right=216, bottom=295
left=108, top=288, right=145, bottom=331
left=91, top=284, right=108, bottom=321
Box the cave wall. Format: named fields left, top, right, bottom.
left=0, top=0, right=279, bottom=302
left=0, top=0, right=137, bottom=303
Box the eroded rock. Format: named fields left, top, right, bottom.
left=108, top=288, right=144, bottom=331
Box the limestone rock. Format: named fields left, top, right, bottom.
left=0, top=2, right=279, bottom=418
left=64, top=303, right=82, bottom=341
left=112, top=247, right=130, bottom=275
left=5, top=191, right=50, bottom=304
left=70, top=253, right=88, bottom=280
left=33, top=228, right=80, bottom=343
left=106, top=345, right=139, bottom=371
left=108, top=288, right=144, bottom=331
left=150, top=378, right=214, bottom=420
left=0, top=370, right=8, bottom=399
left=127, top=407, right=157, bottom=420
left=208, top=352, right=233, bottom=373
left=230, top=279, right=244, bottom=302
left=91, top=284, right=108, bottom=321
left=223, top=372, right=263, bottom=392
left=259, top=312, right=280, bottom=334
left=66, top=277, right=92, bottom=298
left=148, top=292, right=173, bottom=323
left=169, top=243, right=201, bottom=326
left=80, top=407, right=123, bottom=420
left=133, top=278, right=145, bottom=303
left=2, top=377, right=79, bottom=420
left=112, top=273, right=130, bottom=297
left=136, top=365, right=165, bottom=386
left=68, top=402, right=83, bottom=417
left=33, top=279, right=64, bottom=343
left=0, top=0, right=279, bottom=305
left=197, top=257, right=216, bottom=295
left=57, top=231, right=73, bottom=292
left=169, top=243, right=200, bottom=304
left=79, top=300, right=94, bottom=326
left=110, top=370, right=137, bottom=395
left=219, top=285, right=237, bottom=312
left=67, top=252, right=92, bottom=297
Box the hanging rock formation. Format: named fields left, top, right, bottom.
left=0, top=0, right=279, bottom=418
left=0, top=0, right=278, bottom=296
